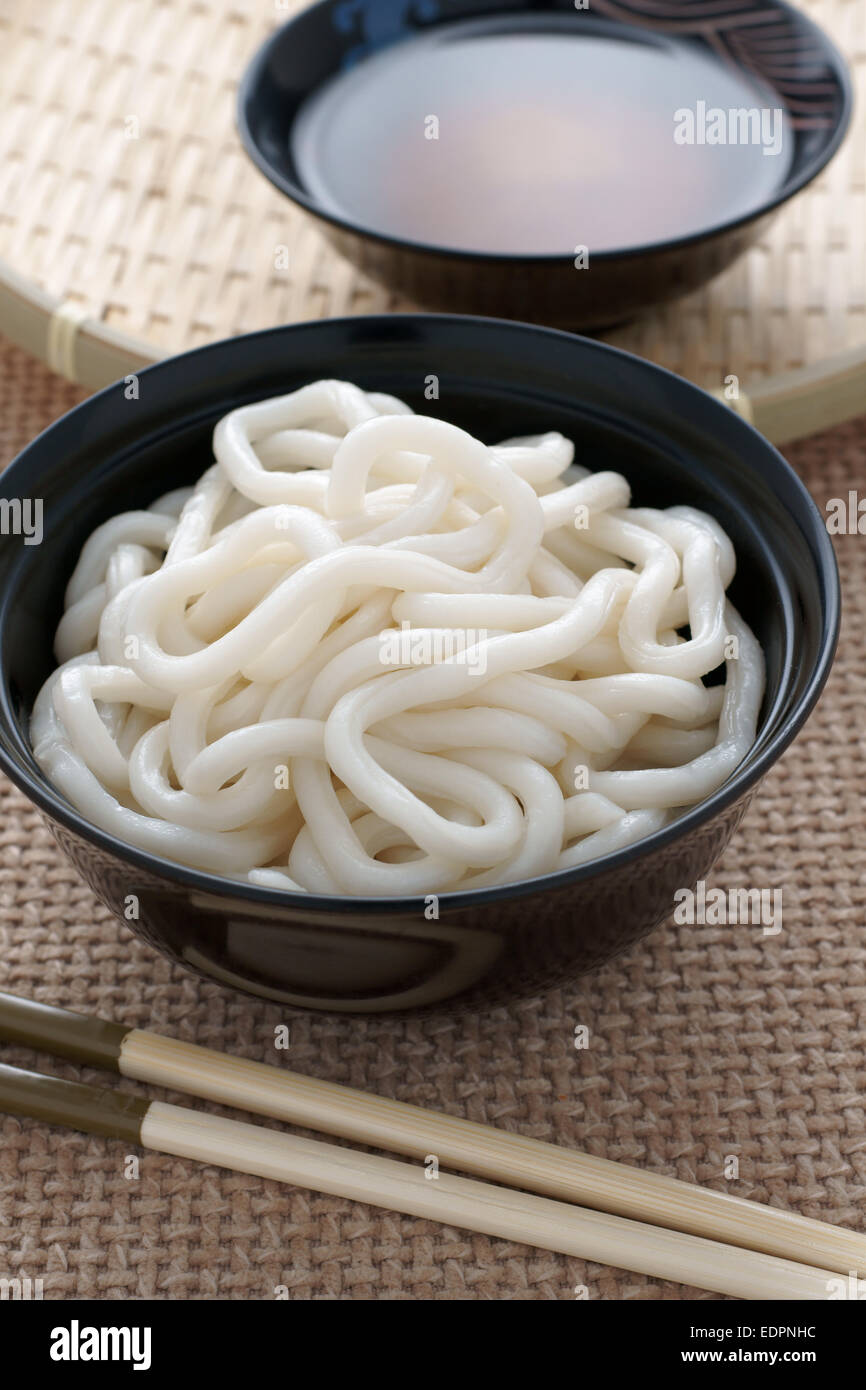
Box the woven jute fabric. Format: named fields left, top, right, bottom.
left=0, top=335, right=863, bottom=1301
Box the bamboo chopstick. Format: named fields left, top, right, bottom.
left=0, top=1059, right=844, bottom=1300
left=1, top=989, right=864, bottom=1281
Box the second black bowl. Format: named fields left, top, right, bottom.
left=0, top=316, right=839, bottom=1012
left=238, top=0, right=851, bottom=328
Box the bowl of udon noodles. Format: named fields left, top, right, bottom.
left=0, top=316, right=838, bottom=1013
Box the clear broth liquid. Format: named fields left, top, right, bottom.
left=292, top=21, right=792, bottom=256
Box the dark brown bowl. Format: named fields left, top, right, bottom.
left=0, top=316, right=839, bottom=1013
left=237, top=0, right=851, bottom=328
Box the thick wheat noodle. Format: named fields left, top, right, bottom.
left=31, top=380, right=765, bottom=894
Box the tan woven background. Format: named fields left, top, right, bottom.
left=0, top=335, right=864, bottom=1300
left=0, top=0, right=863, bottom=391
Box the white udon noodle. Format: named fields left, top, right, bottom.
left=32, top=380, right=764, bottom=896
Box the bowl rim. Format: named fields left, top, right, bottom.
left=0, top=313, right=841, bottom=914
left=236, top=0, right=854, bottom=267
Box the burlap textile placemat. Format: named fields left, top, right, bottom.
left=0, top=336, right=863, bottom=1300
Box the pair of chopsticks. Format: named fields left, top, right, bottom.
left=0, top=990, right=862, bottom=1299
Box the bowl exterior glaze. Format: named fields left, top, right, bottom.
left=0, top=316, right=839, bottom=1014
left=303, top=214, right=775, bottom=329
left=237, top=0, right=851, bottom=329
left=42, top=790, right=755, bottom=1014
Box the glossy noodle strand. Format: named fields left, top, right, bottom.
left=31, top=381, right=765, bottom=895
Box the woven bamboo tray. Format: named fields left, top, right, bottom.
left=0, top=0, right=863, bottom=444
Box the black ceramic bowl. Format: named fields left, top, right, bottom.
left=238, top=0, right=851, bottom=329
left=0, top=316, right=839, bottom=1013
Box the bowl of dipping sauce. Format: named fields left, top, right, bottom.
left=237, top=0, right=851, bottom=328
left=0, top=315, right=839, bottom=1014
